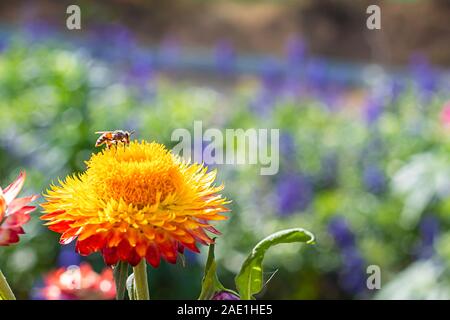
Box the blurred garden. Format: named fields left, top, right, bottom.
left=1, top=0, right=450, bottom=300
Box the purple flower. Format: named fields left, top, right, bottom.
left=363, top=165, right=386, bottom=194
left=0, top=36, right=8, bottom=52
left=58, top=243, right=81, bottom=267
left=276, top=173, right=313, bottom=216
left=251, top=59, right=284, bottom=114
left=420, top=216, right=440, bottom=246
left=215, top=40, right=235, bottom=75
left=285, top=35, right=307, bottom=69
left=409, top=53, right=438, bottom=101
left=329, top=218, right=367, bottom=295
left=89, top=24, right=136, bottom=61
left=363, top=95, right=385, bottom=125
left=250, top=90, right=276, bottom=114
left=212, top=291, right=240, bottom=300
left=417, top=216, right=440, bottom=259
left=159, top=36, right=180, bottom=69
left=320, top=85, right=343, bottom=111
left=306, top=58, right=328, bottom=90
left=261, top=58, right=285, bottom=92
left=22, top=21, right=54, bottom=42
left=328, top=217, right=355, bottom=249
left=388, top=78, right=404, bottom=103
left=340, top=247, right=366, bottom=295
left=279, top=133, right=296, bottom=160
left=127, top=49, right=154, bottom=85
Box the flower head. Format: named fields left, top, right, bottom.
left=0, top=172, right=38, bottom=246
left=41, top=141, right=229, bottom=267
left=37, top=263, right=115, bottom=300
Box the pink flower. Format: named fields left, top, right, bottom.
left=440, top=101, right=450, bottom=127
left=39, top=263, right=116, bottom=300
left=0, top=172, right=38, bottom=246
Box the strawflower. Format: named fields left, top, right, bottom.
left=41, top=141, right=229, bottom=267
left=0, top=172, right=38, bottom=246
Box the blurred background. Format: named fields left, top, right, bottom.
left=1, top=0, right=450, bottom=299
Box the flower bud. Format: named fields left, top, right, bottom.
left=212, top=291, right=239, bottom=300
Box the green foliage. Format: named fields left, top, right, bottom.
left=198, top=243, right=226, bottom=300
left=235, top=228, right=315, bottom=300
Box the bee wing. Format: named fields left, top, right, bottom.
left=95, top=131, right=109, bottom=134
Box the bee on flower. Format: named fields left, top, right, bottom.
left=0, top=172, right=38, bottom=246
left=41, top=141, right=230, bottom=267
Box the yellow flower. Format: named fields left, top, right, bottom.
left=41, top=141, right=229, bottom=267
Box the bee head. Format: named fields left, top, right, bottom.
left=125, top=130, right=135, bottom=144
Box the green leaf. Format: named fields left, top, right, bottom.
left=235, top=228, right=315, bottom=300
left=198, top=242, right=223, bottom=300
left=113, top=261, right=129, bottom=300
left=0, top=269, right=15, bottom=300
left=126, top=273, right=137, bottom=300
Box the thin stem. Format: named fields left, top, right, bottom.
left=132, top=259, right=150, bottom=300
left=0, top=269, right=16, bottom=300
left=113, top=261, right=129, bottom=300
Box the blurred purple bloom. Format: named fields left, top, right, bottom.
left=285, top=36, right=307, bottom=69
left=340, top=247, right=367, bottom=294
left=212, top=291, right=240, bottom=300
left=328, top=217, right=355, bottom=249
left=420, top=216, right=440, bottom=246
left=127, top=50, right=154, bottom=85
left=417, top=216, right=440, bottom=259
left=261, top=58, right=285, bottom=92
left=250, top=90, right=276, bottom=114
left=23, top=21, right=54, bottom=42
left=363, top=165, right=386, bottom=194
left=215, top=40, right=235, bottom=75
left=251, top=59, right=284, bottom=114
left=409, top=53, right=438, bottom=101
left=306, top=58, right=328, bottom=90
left=276, top=173, right=313, bottom=216
left=284, top=36, right=307, bottom=97
left=0, top=36, right=8, bottom=52
left=110, top=24, right=136, bottom=50
left=57, top=243, right=81, bottom=267
left=31, top=279, right=46, bottom=300
left=89, top=24, right=136, bottom=61
left=279, top=133, right=296, bottom=160
left=388, top=78, right=404, bottom=103
left=320, top=85, right=342, bottom=111
left=159, top=36, right=180, bottom=69
left=364, top=95, right=384, bottom=124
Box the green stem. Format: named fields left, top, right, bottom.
left=132, top=259, right=150, bottom=300
left=0, top=269, right=16, bottom=300
left=113, top=261, right=129, bottom=300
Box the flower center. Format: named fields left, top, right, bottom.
left=86, top=142, right=184, bottom=208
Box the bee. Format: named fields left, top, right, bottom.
left=95, top=130, right=135, bottom=149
